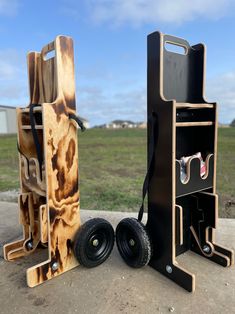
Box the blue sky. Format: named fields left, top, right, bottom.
left=0, top=0, right=235, bottom=126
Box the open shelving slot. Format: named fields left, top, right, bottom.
left=19, top=107, right=43, bottom=129
left=176, top=154, right=214, bottom=197
left=176, top=125, right=215, bottom=196
left=17, top=106, right=45, bottom=196
left=175, top=191, right=217, bottom=255
left=176, top=107, right=215, bottom=123
left=176, top=106, right=215, bottom=127
left=20, top=154, right=46, bottom=196
left=176, top=125, right=215, bottom=159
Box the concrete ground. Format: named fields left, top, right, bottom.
left=0, top=201, right=234, bottom=314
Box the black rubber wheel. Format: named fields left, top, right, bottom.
left=116, top=217, right=152, bottom=268
left=73, top=218, right=115, bottom=268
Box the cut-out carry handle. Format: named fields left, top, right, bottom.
left=41, top=40, right=55, bottom=61
left=164, top=42, right=187, bottom=55
left=163, top=34, right=190, bottom=55
left=27, top=36, right=76, bottom=110
left=43, top=49, right=55, bottom=61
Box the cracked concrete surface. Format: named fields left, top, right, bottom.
left=0, top=201, right=234, bottom=314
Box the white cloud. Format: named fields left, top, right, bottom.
left=77, top=84, right=146, bottom=126
left=0, top=50, right=21, bottom=80
left=0, top=49, right=27, bottom=102
left=0, top=0, right=19, bottom=16
left=77, top=67, right=235, bottom=126
left=207, top=71, right=235, bottom=124
left=86, top=0, right=234, bottom=26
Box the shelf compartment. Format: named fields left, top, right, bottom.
left=20, top=156, right=46, bottom=196
left=175, top=194, right=198, bottom=255
left=175, top=191, right=217, bottom=256
left=176, top=154, right=214, bottom=197
left=21, top=106, right=42, bottom=113
left=176, top=125, right=215, bottom=160
left=19, top=109, right=43, bottom=127
left=176, top=108, right=215, bottom=123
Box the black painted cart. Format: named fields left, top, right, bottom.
left=116, top=31, right=234, bottom=292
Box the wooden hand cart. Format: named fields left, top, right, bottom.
left=3, top=36, right=114, bottom=287
left=115, top=31, right=234, bottom=292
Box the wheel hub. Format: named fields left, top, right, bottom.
left=92, top=239, right=99, bottom=247
left=129, top=239, right=135, bottom=246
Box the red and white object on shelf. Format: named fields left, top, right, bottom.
left=180, top=152, right=206, bottom=183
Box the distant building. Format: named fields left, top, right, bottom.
left=0, top=105, right=17, bottom=134
left=106, top=120, right=138, bottom=129
left=102, top=120, right=147, bottom=129
left=138, top=122, right=147, bottom=129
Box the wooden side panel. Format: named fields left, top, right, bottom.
left=27, top=52, right=41, bottom=104
left=28, top=43, right=57, bottom=105
left=28, top=193, right=44, bottom=248
left=40, top=205, right=48, bottom=243
left=175, top=205, right=183, bottom=246
left=55, top=36, right=76, bottom=112
left=26, top=104, right=81, bottom=287
left=3, top=193, right=32, bottom=260
left=4, top=36, right=81, bottom=287
left=40, top=44, right=57, bottom=104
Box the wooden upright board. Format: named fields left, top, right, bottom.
left=3, top=36, right=81, bottom=287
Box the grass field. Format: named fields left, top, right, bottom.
left=0, top=128, right=234, bottom=217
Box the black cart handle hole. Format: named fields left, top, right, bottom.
left=165, top=42, right=187, bottom=55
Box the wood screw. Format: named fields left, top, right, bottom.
left=203, top=245, right=210, bottom=253
left=166, top=265, right=172, bottom=273
left=52, top=262, right=59, bottom=271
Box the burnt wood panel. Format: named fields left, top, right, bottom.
left=3, top=36, right=81, bottom=287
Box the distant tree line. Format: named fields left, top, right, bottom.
left=230, top=119, right=235, bottom=127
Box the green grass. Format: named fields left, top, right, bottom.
left=0, top=128, right=234, bottom=217
left=0, top=134, right=19, bottom=190
left=78, top=129, right=146, bottom=212
left=217, top=128, right=235, bottom=217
